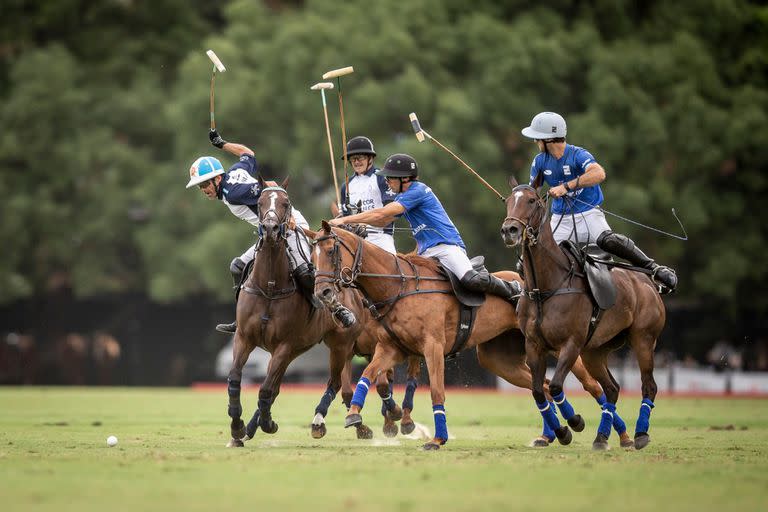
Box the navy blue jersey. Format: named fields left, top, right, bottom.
left=217, top=154, right=262, bottom=226
left=530, top=144, right=604, bottom=214
left=394, top=181, right=465, bottom=254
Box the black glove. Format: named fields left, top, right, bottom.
left=209, top=129, right=227, bottom=149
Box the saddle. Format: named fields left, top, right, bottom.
left=437, top=256, right=487, bottom=359
left=559, top=241, right=617, bottom=310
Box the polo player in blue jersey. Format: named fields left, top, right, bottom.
left=328, top=153, right=521, bottom=302
left=522, top=112, right=677, bottom=293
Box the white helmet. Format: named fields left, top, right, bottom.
left=186, top=156, right=225, bottom=188
left=521, top=112, right=567, bottom=140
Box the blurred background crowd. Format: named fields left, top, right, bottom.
left=0, top=0, right=766, bottom=386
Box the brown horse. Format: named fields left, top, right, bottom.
left=312, top=221, right=618, bottom=449
left=500, top=182, right=665, bottom=450
left=225, top=180, right=371, bottom=446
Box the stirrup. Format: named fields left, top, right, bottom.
left=216, top=321, right=237, bottom=333
left=333, top=307, right=357, bottom=328
left=651, top=266, right=676, bottom=295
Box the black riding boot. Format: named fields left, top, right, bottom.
left=460, top=270, right=522, bottom=305
left=216, top=257, right=246, bottom=334
left=596, top=231, right=677, bottom=292
left=292, top=262, right=323, bottom=309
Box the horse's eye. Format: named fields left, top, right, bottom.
left=528, top=198, right=536, bottom=204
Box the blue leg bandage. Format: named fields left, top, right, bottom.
left=612, top=409, right=627, bottom=435
left=380, top=382, right=397, bottom=416
left=433, top=404, right=448, bottom=442
left=315, top=386, right=337, bottom=416
left=541, top=401, right=556, bottom=441
left=402, top=377, right=418, bottom=411
left=598, top=402, right=616, bottom=438
left=635, top=398, right=654, bottom=434
left=553, top=391, right=576, bottom=420
left=537, top=400, right=561, bottom=432
left=596, top=393, right=607, bottom=407
left=351, top=377, right=371, bottom=409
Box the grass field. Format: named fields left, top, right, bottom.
left=1, top=387, right=766, bottom=512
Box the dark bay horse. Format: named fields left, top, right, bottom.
left=500, top=182, right=665, bottom=450
left=312, top=221, right=619, bottom=449
left=225, top=180, right=369, bottom=446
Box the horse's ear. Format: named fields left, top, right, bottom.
left=508, top=175, right=519, bottom=190
left=301, top=227, right=317, bottom=240
left=530, top=172, right=543, bottom=190
left=281, top=175, right=290, bottom=190
left=258, top=174, right=266, bottom=190
left=321, top=220, right=331, bottom=233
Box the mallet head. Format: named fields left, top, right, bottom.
left=310, top=82, right=334, bottom=90
left=206, top=50, right=226, bottom=72
left=322, top=66, right=354, bottom=80
left=409, top=112, right=426, bottom=142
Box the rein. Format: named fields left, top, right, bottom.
left=315, top=230, right=450, bottom=316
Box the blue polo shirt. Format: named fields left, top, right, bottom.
left=394, top=181, right=465, bottom=254
left=530, top=144, right=604, bottom=215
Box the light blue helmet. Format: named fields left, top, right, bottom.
left=186, top=156, right=225, bottom=188
left=521, top=112, right=567, bottom=140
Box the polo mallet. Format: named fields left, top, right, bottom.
left=311, top=82, right=341, bottom=207
left=206, top=50, right=226, bottom=131
left=409, top=112, right=505, bottom=201
left=322, top=66, right=354, bottom=202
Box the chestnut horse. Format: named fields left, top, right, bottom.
left=312, top=221, right=623, bottom=449
left=225, top=180, right=371, bottom=446
left=501, top=182, right=665, bottom=450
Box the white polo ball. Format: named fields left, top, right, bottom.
left=106, top=435, right=118, bottom=447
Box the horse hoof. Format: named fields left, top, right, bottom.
left=422, top=442, right=441, bottom=451
left=567, top=414, right=585, bottom=432
left=634, top=433, right=651, bottom=450
left=387, top=405, right=403, bottom=422
left=530, top=436, right=551, bottom=448
left=260, top=420, right=278, bottom=435
left=555, top=426, right=572, bottom=445
left=231, top=419, right=246, bottom=441
left=356, top=424, right=373, bottom=440
left=592, top=440, right=610, bottom=451
left=226, top=438, right=244, bottom=448
left=400, top=421, right=416, bottom=435
left=311, top=423, right=327, bottom=439
left=345, top=413, right=363, bottom=429
left=619, top=433, right=635, bottom=448
left=382, top=419, right=398, bottom=438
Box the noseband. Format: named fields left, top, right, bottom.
left=503, top=185, right=548, bottom=246
left=257, top=187, right=292, bottom=246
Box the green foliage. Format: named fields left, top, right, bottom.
left=0, top=0, right=766, bottom=321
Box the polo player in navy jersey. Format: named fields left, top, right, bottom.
left=186, top=129, right=356, bottom=333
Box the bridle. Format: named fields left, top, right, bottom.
left=314, top=227, right=450, bottom=356
left=504, top=185, right=588, bottom=328
left=503, top=184, right=549, bottom=246
left=256, top=186, right=292, bottom=247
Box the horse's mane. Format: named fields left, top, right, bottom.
left=399, top=253, right=443, bottom=273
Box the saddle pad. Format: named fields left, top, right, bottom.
left=584, top=258, right=617, bottom=310
left=559, top=241, right=616, bottom=310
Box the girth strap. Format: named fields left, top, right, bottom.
left=446, top=304, right=478, bottom=359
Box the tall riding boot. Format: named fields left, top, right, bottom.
left=596, top=231, right=677, bottom=292
left=292, top=262, right=323, bottom=309
left=216, top=257, right=246, bottom=334
left=460, top=270, right=522, bottom=305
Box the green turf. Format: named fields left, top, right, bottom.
left=1, top=387, right=766, bottom=512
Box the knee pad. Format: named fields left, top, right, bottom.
left=460, top=270, right=490, bottom=291
left=230, top=257, right=246, bottom=276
